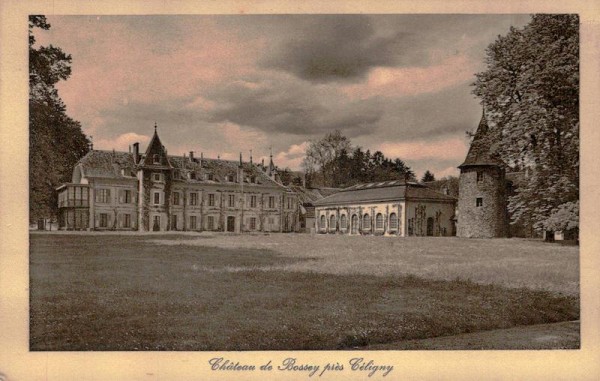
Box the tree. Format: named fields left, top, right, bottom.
left=29, top=15, right=89, bottom=222
left=302, top=130, right=351, bottom=187
left=302, top=130, right=416, bottom=187
left=421, top=170, right=435, bottom=182
left=472, top=14, right=579, bottom=234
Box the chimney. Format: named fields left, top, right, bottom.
left=129, top=145, right=131, bottom=153
left=133, top=142, right=140, bottom=164
left=239, top=152, right=243, bottom=167
left=189, top=151, right=194, bottom=162
left=200, top=152, right=204, bottom=167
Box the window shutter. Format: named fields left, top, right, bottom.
left=119, top=190, right=124, bottom=204
left=107, top=189, right=111, bottom=203
left=95, top=214, right=99, bottom=228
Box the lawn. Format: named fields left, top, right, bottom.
left=29, top=233, right=579, bottom=350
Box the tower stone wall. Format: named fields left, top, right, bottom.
left=457, top=166, right=508, bottom=238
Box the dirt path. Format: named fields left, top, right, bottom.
left=367, top=321, right=580, bottom=350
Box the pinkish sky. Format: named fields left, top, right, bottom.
left=36, top=14, right=529, bottom=179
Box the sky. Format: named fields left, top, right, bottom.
left=36, top=14, right=530, bottom=179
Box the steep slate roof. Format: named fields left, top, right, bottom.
left=459, top=112, right=504, bottom=168
left=313, top=180, right=456, bottom=206
left=76, top=150, right=286, bottom=189
left=78, top=150, right=137, bottom=179
left=289, top=185, right=342, bottom=204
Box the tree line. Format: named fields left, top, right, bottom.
left=29, top=15, right=89, bottom=223
left=301, top=130, right=420, bottom=188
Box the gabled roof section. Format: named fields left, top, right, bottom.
left=77, top=150, right=137, bottom=179
left=313, top=181, right=455, bottom=206
left=459, top=111, right=504, bottom=168
left=139, top=126, right=173, bottom=168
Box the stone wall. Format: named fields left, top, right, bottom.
left=457, top=166, right=508, bottom=238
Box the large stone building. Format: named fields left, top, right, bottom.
left=457, top=113, right=509, bottom=238
left=57, top=127, right=300, bottom=232
left=313, top=181, right=456, bottom=236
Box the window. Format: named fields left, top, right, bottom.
left=268, top=217, right=275, bottom=225
left=190, top=172, right=196, bottom=180
left=123, top=214, right=131, bottom=228
left=250, top=195, right=257, bottom=208
left=287, top=198, right=293, bottom=209
left=250, top=176, right=256, bottom=183
left=477, top=171, right=484, bottom=183
left=206, top=173, right=214, bottom=181
left=207, top=216, right=215, bottom=230
left=389, top=213, right=398, bottom=230
left=376, top=213, right=384, bottom=229
left=476, top=197, right=483, bottom=207
left=153, top=173, right=161, bottom=182
left=171, top=215, right=178, bottom=230
left=208, top=193, right=215, bottom=206
left=153, top=192, right=160, bottom=205
left=320, top=215, right=326, bottom=229
left=99, top=213, right=108, bottom=228
left=190, top=216, right=197, bottom=230
left=153, top=154, right=160, bottom=164
left=329, top=215, right=336, bottom=230
left=268, top=196, right=275, bottom=208
left=173, top=192, right=180, bottom=205
left=123, top=190, right=132, bottom=204
left=190, top=192, right=198, bottom=206
left=363, top=214, right=371, bottom=229
left=340, top=215, right=347, bottom=229
left=227, top=174, right=234, bottom=182
left=408, top=218, right=414, bottom=236
left=228, top=194, right=235, bottom=207
left=250, top=217, right=257, bottom=230
left=96, top=189, right=110, bottom=203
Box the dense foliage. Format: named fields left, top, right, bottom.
left=29, top=15, right=89, bottom=222
left=302, top=130, right=415, bottom=188
left=472, top=14, right=579, bottom=234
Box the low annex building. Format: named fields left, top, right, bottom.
left=56, top=126, right=299, bottom=232
left=313, top=181, right=456, bottom=236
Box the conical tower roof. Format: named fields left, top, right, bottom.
left=458, top=111, right=503, bottom=168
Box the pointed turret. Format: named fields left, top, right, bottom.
left=139, top=123, right=172, bottom=168
left=459, top=110, right=502, bottom=168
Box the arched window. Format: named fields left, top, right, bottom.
left=363, top=214, right=371, bottom=229
left=340, top=214, right=347, bottom=229
left=153, top=154, right=160, bottom=164
left=376, top=213, right=384, bottom=229
left=389, top=213, right=398, bottom=230
left=320, top=215, right=326, bottom=230
left=329, top=215, right=336, bottom=230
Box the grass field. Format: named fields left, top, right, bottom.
left=29, top=232, right=579, bottom=350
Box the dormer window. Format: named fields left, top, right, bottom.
left=153, top=154, right=160, bottom=164
left=227, top=174, right=234, bottom=182
left=206, top=173, right=214, bottom=181
left=250, top=176, right=256, bottom=184
left=190, top=172, right=196, bottom=180
left=153, top=173, right=162, bottom=182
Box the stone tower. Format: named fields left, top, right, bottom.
left=457, top=111, right=508, bottom=238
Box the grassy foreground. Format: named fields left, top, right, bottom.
left=30, top=233, right=579, bottom=350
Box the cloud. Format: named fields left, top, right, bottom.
left=204, top=74, right=384, bottom=136
left=377, top=137, right=469, bottom=162
left=259, top=15, right=424, bottom=83
left=95, top=132, right=151, bottom=151
left=273, top=141, right=309, bottom=170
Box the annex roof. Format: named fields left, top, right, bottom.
left=313, top=180, right=456, bottom=206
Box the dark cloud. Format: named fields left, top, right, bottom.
left=258, top=15, right=424, bottom=83
left=204, top=78, right=384, bottom=136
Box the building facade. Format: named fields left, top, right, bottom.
left=57, top=128, right=300, bottom=232
left=313, top=181, right=456, bottom=236
left=457, top=113, right=509, bottom=238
